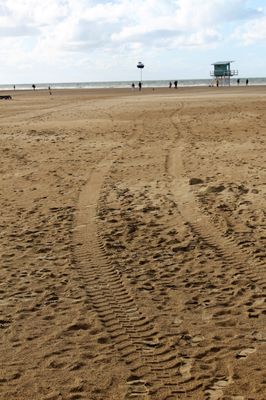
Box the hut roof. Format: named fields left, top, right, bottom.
left=212, top=61, right=234, bottom=65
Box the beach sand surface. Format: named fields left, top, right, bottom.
left=0, top=86, right=265, bottom=399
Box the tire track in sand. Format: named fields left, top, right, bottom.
left=167, top=123, right=265, bottom=399
left=72, top=107, right=201, bottom=399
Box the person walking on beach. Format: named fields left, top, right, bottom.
left=174, top=80, right=178, bottom=89
left=32, top=84, right=36, bottom=90
left=169, top=81, right=172, bottom=88
left=237, top=78, right=240, bottom=86
left=246, top=79, right=249, bottom=86
left=138, top=81, right=142, bottom=91
left=48, top=86, right=52, bottom=95
left=131, top=82, right=135, bottom=90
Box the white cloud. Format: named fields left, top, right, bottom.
left=175, top=0, right=261, bottom=28
left=233, top=15, right=266, bottom=44
left=0, top=0, right=264, bottom=82
left=0, top=24, right=39, bottom=37
left=3, top=0, right=69, bottom=24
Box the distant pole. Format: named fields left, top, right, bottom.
left=137, top=61, right=144, bottom=83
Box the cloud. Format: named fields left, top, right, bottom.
left=233, top=15, right=266, bottom=44
left=2, top=0, right=69, bottom=24
left=175, top=0, right=261, bottom=28
left=0, top=25, right=39, bottom=37
left=0, top=0, right=262, bottom=43
left=0, top=0, right=265, bottom=81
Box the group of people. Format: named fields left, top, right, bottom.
left=131, top=80, right=178, bottom=91
left=237, top=78, right=249, bottom=86
left=131, top=82, right=142, bottom=91
left=12, top=84, right=52, bottom=93
left=214, top=78, right=249, bottom=87
left=169, top=80, right=178, bottom=88
left=31, top=84, right=52, bottom=94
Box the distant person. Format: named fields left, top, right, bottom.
left=131, top=82, right=135, bottom=90
left=32, top=84, right=36, bottom=90
left=138, top=81, right=142, bottom=91
left=174, top=80, right=178, bottom=88
left=13, top=85, right=15, bottom=90
left=48, top=86, right=52, bottom=95
left=237, top=78, right=240, bottom=86
left=169, top=81, right=172, bottom=88
left=216, top=79, right=219, bottom=87
left=246, top=79, right=249, bottom=86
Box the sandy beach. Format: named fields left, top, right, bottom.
left=0, top=86, right=265, bottom=400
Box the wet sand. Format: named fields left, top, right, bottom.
left=0, top=86, right=265, bottom=399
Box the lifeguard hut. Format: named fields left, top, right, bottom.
left=210, top=61, right=238, bottom=86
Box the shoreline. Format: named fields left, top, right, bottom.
left=1, top=84, right=266, bottom=96
left=1, top=79, right=266, bottom=92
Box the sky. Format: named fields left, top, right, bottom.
left=1, top=0, right=266, bottom=84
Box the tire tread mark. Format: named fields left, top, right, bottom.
left=72, top=154, right=186, bottom=399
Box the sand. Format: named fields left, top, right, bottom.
left=0, top=86, right=265, bottom=400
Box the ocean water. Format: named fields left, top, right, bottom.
left=1, top=77, right=266, bottom=91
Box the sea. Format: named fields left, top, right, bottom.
left=1, top=77, right=266, bottom=91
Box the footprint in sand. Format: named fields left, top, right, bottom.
left=252, top=331, right=266, bottom=342
left=231, top=397, right=245, bottom=400
left=236, top=347, right=256, bottom=359
left=180, top=359, right=193, bottom=379
left=206, top=378, right=231, bottom=400
left=202, top=310, right=212, bottom=322
left=173, top=317, right=183, bottom=326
